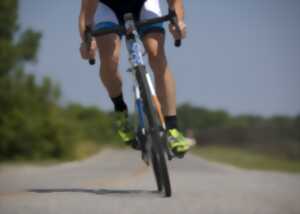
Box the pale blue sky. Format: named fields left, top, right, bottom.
left=20, top=0, right=300, bottom=116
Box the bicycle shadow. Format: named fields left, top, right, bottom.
left=28, top=188, right=158, bottom=197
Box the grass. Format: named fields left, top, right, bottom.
left=192, top=146, right=300, bottom=173
left=72, top=140, right=127, bottom=160
left=72, top=140, right=103, bottom=160
left=0, top=140, right=125, bottom=167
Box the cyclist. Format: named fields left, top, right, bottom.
left=79, top=0, right=190, bottom=157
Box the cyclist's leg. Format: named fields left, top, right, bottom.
left=96, top=34, right=122, bottom=98
left=142, top=32, right=177, bottom=117
left=93, top=3, right=122, bottom=98
left=139, top=0, right=175, bottom=116
left=94, top=3, right=136, bottom=145
left=142, top=33, right=190, bottom=157
left=96, top=34, right=136, bottom=145
left=140, top=1, right=190, bottom=156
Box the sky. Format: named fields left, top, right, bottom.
left=19, top=0, right=300, bottom=116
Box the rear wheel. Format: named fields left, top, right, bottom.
left=135, top=65, right=171, bottom=197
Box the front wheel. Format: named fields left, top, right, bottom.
left=151, top=148, right=162, bottom=192
left=134, top=65, right=172, bottom=197
left=150, top=131, right=171, bottom=197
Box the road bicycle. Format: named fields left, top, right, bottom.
left=86, top=10, right=181, bottom=197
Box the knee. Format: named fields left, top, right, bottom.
left=100, top=52, right=120, bottom=72
left=96, top=34, right=121, bottom=72
left=148, top=49, right=168, bottom=80
left=148, top=48, right=167, bottom=72
left=148, top=46, right=166, bottom=64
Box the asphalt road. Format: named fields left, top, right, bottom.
left=0, top=149, right=300, bottom=214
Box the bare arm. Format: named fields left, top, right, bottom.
left=84, top=0, right=98, bottom=26
left=167, top=0, right=186, bottom=39
left=168, top=0, right=185, bottom=22
left=79, top=0, right=97, bottom=60
left=79, top=0, right=86, bottom=41
left=79, top=0, right=97, bottom=40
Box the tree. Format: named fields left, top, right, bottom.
left=0, top=0, right=41, bottom=76
left=0, top=0, right=116, bottom=161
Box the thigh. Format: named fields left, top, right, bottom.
left=94, top=2, right=121, bottom=61
left=143, top=32, right=166, bottom=57
left=96, top=34, right=121, bottom=62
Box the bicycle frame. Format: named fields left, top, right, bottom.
left=123, top=13, right=174, bottom=161
left=124, top=15, right=165, bottom=126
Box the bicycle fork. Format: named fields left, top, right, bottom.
left=128, top=67, right=174, bottom=161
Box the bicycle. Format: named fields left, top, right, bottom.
left=86, top=10, right=182, bottom=197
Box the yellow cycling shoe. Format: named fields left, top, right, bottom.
left=114, top=111, right=139, bottom=149
left=167, top=129, right=190, bottom=158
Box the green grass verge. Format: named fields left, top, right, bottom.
left=72, top=140, right=103, bottom=160
left=0, top=140, right=126, bottom=167
left=192, top=146, right=300, bottom=173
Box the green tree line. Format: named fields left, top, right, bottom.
left=177, top=104, right=300, bottom=160
left=0, top=0, right=117, bottom=161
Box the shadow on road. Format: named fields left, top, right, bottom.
left=28, top=188, right=158, bottom=196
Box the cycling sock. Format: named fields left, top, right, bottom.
left=165, top=115, right=178, bottom=130
left=111, top=93, right=127, bottom=112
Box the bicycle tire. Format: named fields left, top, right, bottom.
left=135, top=65, right=171, bottom=197
left=151, top=148, right=162, bottom=192
left=150, top=131, right=171, bottom=197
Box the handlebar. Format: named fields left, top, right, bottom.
left=86, top=10, right=182, bottom=65
left=168, top=10, right=182, bottom=47
left=92, top=10, right=182, bottom=47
